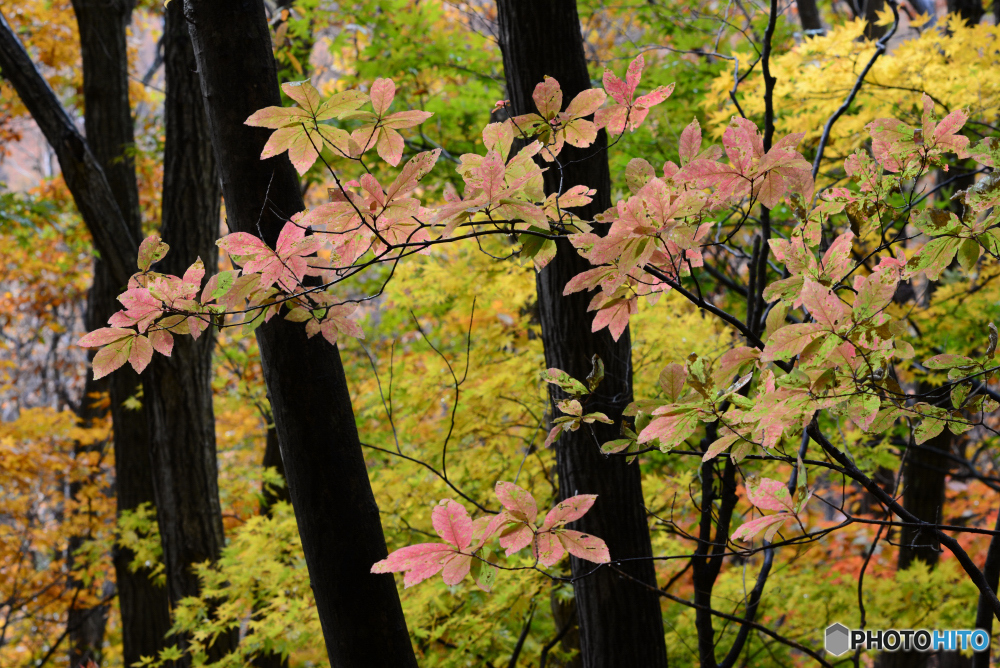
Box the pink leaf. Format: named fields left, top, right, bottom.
left=557, top=530, right=610, bottom=563
left=534, top=531, right=566, bottom=568
left=473, top=513, right=510, bottom=547
left=532, top=77, right=563, bottom=118
left=148, top=330, right=174, bottom=357
left=371, top=542, right=451, bottom=588
left=565, top=88, right=606, bottom=118
left=745, top=476, right=794, bottom=512
left=78, top=327, right=135, bottom=348
left=217, top=232, right=271, bottom=259
left=541, top=494, right=597, bottom=530
left=820, top=231, right=855, bottom=283
left=543, top=424, right=564, bottom=448
left=495, top=481, right=537, bottom=523
left=117, top=288, right=163, bottom=333
left=702, top=433, right=740, bottom=461
left=370, top=78, right=396, bottom=116
left=679, top=119, right=702, bottom=165
left=731, top=514, right=790, bottom=542
left=441, top=553, right=472, bottom=586
left=499, top=523, right=535, bottom=556
left=760, top=323, right=826, bottom=363
left=128, top=335, right=154, bottom=374
left=92, top=336, right=134, bottom=380
left=182, top=258, right=205, bottom=293
left=637, top=409, right=700, bottom=448
left=431, top=499, right=473, bottom=551
left=591, top=298, right=638, bottom=341
left=382, top=109, right=433, bottom=130
left=801, top=279, right=850, bottom=330
left=376, top=127, right=405, bottom=166
left=137, top=235, right=169, bottom=271
left=712, top=347, right=760, bottom=387
left=281, top=80, right=323, bottom=116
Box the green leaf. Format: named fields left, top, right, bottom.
left=913, top=208, right=961, bottom=237
left=870, top=407, right=902, bottom=433
left=924, top=354, right=976, bottom=370
left=957, top=238, right=981, bottom=273
left=658, top=363, right=687, bottom=402
left=914, top=416, right=945, bottom=444
left=586, top=354, right=605, bottom=392
left=951, top=383, right=971, bottom=409
left=541, top=368, right=588, bottom=396
left=905, top=237, right=961, bottom=281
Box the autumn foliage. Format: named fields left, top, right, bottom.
left=6, top=0, right=1000, bottom=666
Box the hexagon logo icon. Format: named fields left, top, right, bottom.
left=826, top=623, right=851, bottom=656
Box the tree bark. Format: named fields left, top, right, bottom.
left=0, top=11, right=138, bottom=284
left=67, top=371, right=112, bottom=668
left=862, top=0, right=887, bottom=40
left=796, top=0, right=823, bottom=35
left=947, top=0, right=983, bottom=25
left=874, top=432, right=950, bottom=668
left=260, top=414, right=292, bottom=515
left=972, top=510, right=1000, bottom=668
left=182, top=1, right=417, bottom=665
left=140, top=1, right=234, bottom=661
left=68, top=2, right=174, bottom=665
left=494, top=2, right=668, bottom=666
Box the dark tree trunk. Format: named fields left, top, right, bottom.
left=947, top=0, right=983, bottom=24
left=495, top=2, right=668, bottom=666
left=862, top=0, right=886, bottom=40
left=68, top=2, right=174, bottom=665
left=260, top=415, right=292, bottom=515
left=875, top=432, right=951, bottom=668
left=973, top=511, right=1000, bottom=668
left=253, top=410, right=291, bottom=668
left=67, top=372, right=111, bottom=668
left=182, top=1, right=417, bottom=665
left=140, top=1, right=234, bottom=661
left=796, top=0, right=823, bottom=35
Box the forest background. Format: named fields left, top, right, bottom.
left=0, top=0, right=999, bottom=666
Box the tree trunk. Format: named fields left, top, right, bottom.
left=947, top=0, right=983, bottom=25
left=140, top=1, right=234, bottom=661
left=253, top=408, right=291, bottom=668
left=862, top=0, right=886, bottom=40
left=68, top=1, right=174, bottom=665
left=67, top=371, right=111, bottom=668
left=494, top=2, right=668, bottom=666
left=797, top=0, right=823, bottom=35
left=874, top=432, right=950, bottom=668
left=260, top=414, right=292, bottom=515
left=182, top=1, right=417, bottom=665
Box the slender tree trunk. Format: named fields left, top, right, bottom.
left=140, top=1, right=234, bottom=661
left=254, top=409, right=291, bottom=668
left=862, top=0, right=887, bottom=39
left=495, top=2, right=668, bottom=666
left=183, top=1, right=418, bottom=665
left=68, top=2, right=173, bottom=665
left=874, top=433, right=950, bottom=668
left=898, top=432, right=950, bottom=571
left=947, top=0, right=984, bottom=24
left=67, top=371, right=111, bottom=668
left=797, top=0, right=824, bottom=35
left=973, top=510, right=1000, bottom=668
left=260, top=413, right=292, bottom=515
